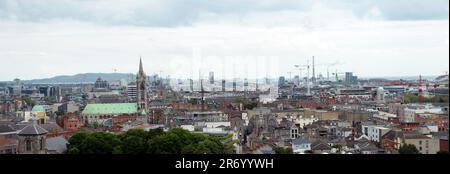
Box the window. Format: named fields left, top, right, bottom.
left=26, top=140, right=31, bottom=151
left=419, top=141, right=422, bottom=145
left=40, top=138, right=45, bottom=150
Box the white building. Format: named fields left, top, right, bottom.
left=290, top=125, right=299, bottom=139
left=403, top=104, right=445, bottom=123
left=204, top=122, right=231, bottom=128
left=292, top=137, right=311, bottom=154
left=373, top=111, right=397, bottom=121
left=180, top=125, right=195, bottom=132
left=292, top=115, right=318, bottom=128
left=127, top=83, right=137, bottom=101
left=376, top=87, right=385, bottom=103
left=16, top=111, right=32, bottom=123
left=362, top=125, right=390, bottom=143
left=242, top=113, right=249, bottom=126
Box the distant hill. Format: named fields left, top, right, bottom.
left=22, top=73, right=137, bottom=84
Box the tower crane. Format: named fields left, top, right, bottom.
left=294, top=60, right=311, bottom=95
left=332, top=70, right=345, bottom=82
left=313, top=61, right=344, bottom=81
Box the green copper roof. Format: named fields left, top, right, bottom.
left=32, top=105, right=45, bottom=112
left=81, top=103, right=138, bottom=116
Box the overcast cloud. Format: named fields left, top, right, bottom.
left=0, top=0, right=448, bottom=80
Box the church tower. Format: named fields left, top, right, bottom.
left=136, top=57, right=148, bottom=112
left=17, top=119, right=48, bottom=154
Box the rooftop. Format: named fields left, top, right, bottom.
left=17, top=124, right=48, bottom=136
left=32, top=105, right=45, bottom=112
left=81, top=103, right=138, bottom=116
left=46, top=136, right=68, bottom=153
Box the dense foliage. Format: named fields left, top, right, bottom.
left=67, top=128, right=233, bottom=154
left=403, top=93, right=449, bottom=103
left=273, top=147, right=293, bottom=154
left=22, top=97, right=35, bottom=107
left=398, top=144, right=420, bottom=154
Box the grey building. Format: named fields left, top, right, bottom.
left=17, top=123, right=48, bottom=154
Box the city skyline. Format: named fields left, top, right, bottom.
left=0, top=0, right=449, bottom=80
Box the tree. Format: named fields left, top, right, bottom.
left=398, top=144, right=420, bottom=154
left=91, top=121, right=99, bottom=129
left=22, top=97, right=35, bottom=107
left=121, top=136, right=147, bottom=154
left=243, top=102, right=258, bottom=110
left=437, top=150, right=449, bottom=154
left=55, top=111, right=64, bottom=116
left=332, top=144, right=343, bottom=152
left=68, top=132, right=121, bottom=154
left=67, top=132, right=88, bottom=150
left=274, top=147, right=293, bottom=154
left=68, top=147, right=80, bottom=154
left=44, top=96, right=56, bottom=105
left=68, top=128, right=231, bottom=154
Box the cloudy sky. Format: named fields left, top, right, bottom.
left=0, top=0, right=448, bottom=81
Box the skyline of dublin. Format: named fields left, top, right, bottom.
left=1, top=2, right=450, bottom=171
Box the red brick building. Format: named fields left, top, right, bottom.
left=440, top=139, right=448, bottom=152
left=112, top=115, right=137, bottom=125
left=170, top=102, right=203, bottom=110
left=57, top=113, right=85, bottom=133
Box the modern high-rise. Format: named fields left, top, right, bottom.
left=189, top=79, right=194, bottom=92
left=94, top=77, right=109, bottom=89
left=222, top=80, right=226, bottom=92
left=278, top=76, right=286, bottom=87
left=13, top=78, right=21, bottom=96
left=244, top=78, right=248, bottom=91
left=209, top=71, right=214, bottom=84
left=345, top=72, right=358, bottom=85
left=127, top=82, right=137, bottom=101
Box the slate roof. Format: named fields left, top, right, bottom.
left=0, top=124, right=16, bottom=133
left=431, top=132, right=449, bottom=140
left=383, top=130, right=430, bottom=141
left=17, top=124, right=48, bottom=135
left=360, top=144, right=380, bottom=151
left=292, top=137, right=311, bottom=145
left=46, top=136, right=68, bottom=154
left=311, top=140, right=331, bottom=151
left=40, top=123, right=64, bottom=132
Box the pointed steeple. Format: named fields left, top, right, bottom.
left=139, top=56, right=144, bottom=74
left=136, top=56, right=148, bottom=112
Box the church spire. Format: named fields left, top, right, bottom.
left=136, top=57, right=148, bottom=112
left=139, top=56, right=144, bottom=74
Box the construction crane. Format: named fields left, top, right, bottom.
left=313, top=61, right=344, bottom=81
left=294, top=60, right=311, bottom=95
left=294, top=65, right=305, bottom=80
left=332, top=70, right=345, bottom=82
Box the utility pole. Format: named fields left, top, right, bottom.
left=312, top=56, right=315, bottom=85
left=288, top=72, right=292, bottom=82
left=201, top=79, right=205, bottom=111
left=306, top=59, right=311, bottom=95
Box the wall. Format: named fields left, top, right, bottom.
left=404, top=138, right=440, bottom=154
